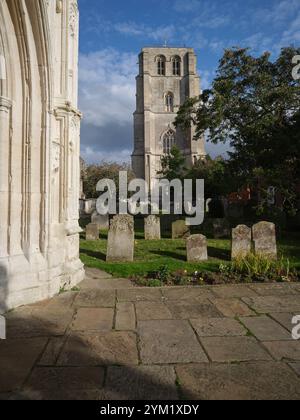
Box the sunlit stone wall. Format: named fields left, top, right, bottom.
left=0, top=0, right=84, bottom=312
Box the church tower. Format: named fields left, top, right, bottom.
left=132, top=47, right=206, bottom=186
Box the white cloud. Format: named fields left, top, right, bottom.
left=79, top=49, right=136, bottom=128
left=199, top=69, right=214, bottom=90
left=254, top=0, right=300, bottom=25
left=114, top=22, right=176, bottom=42
left=281, top=13, right=300, bottom=44
left=242, top=33, right=274, bottom=53
left=173, top=0, right=200, bottom=13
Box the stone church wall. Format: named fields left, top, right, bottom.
left=0, top=0, right=84, bottom=312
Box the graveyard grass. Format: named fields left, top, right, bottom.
left=80, top=230, right=300, bottom=279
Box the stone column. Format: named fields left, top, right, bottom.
left=0, top=97, right=12, bottom=258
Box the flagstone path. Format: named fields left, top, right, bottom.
left=0, top=267, right=300, bottom=400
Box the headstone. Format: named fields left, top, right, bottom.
left=172, top=220, right=190, bottom=239
left=231, top=225, right=252, bottom=259
left=187, top=235, right=208, bottom=262
left=144, top=215, right=161, bottom=240
left=106, top=215, right=134, bottom=262
left=252, top=221, right=277, bottom=259
left=84, top=199, right=96, bottom=215
left=85, top=223, right=99, bottom=241
left=212, top=218, right=230, bottom=239
left=91, top=211, right=109, bottom=230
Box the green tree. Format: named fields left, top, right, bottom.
left=82, top=161, right=134, bottom=199
left=176, top=47, right=300, bottom=213
left=187, top=156, right=233, bottom=199
left=158, top=146, right=187, bottom=181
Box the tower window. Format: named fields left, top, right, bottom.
left=157, top=55, right=166, bottom=76
left=172, top=56, right=181, bottom=76
left=165, top=92, right=174, bottom=112
left=162, top=129, right=176, bottom=154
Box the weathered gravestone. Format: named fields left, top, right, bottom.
left=212, top=218, right=230, bottom=239
left=106, top=215, right=134, bottom=262
left=172, top=220, right=190, bottom=240
left=252, top=221, right=277, bottom=259
left=144, top=215, right=161, bottom=240
left=91, top=211, right=109, bottom=230
left=86, top=223, right=99, bottom=241
left=187, top=235, right=208, bottom=262
left=231, top=225, right=252, bottom=259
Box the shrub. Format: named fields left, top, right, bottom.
left=227, top=254, right=297, bottom=283
left=148, top=265, right=171, bottom=284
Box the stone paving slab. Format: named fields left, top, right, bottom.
left=135, top=301, right=173, bottom=321
left=74, top=289, right=116, bottom=308
left=212, top=285, right=258, bottom=299
left=243, top=296, right=300, bottom=314
left=289, top=363, right=300, bottom=376
left=57, top=332, right=139, bottom=366
left=166, top=300, right=222, bottom=319
left=85, top=267, right=113, bottom=279
left=176, top=362, right=300, bottom=400
left=38, top=338, right=65, bottom=366
left=117, top=288, right=163, bottom=302
left=162, top=287, right=216, bottom=301
left=263, top=341, right=300, bottom=361
left=200, top=336, right=272, bottom=362
left=27, top=291, right=77, bottom=310
left=6, top=307, right=75, bottom=338
left=213, top=298, right=255, bottom=318
left=115, top=303, right=136, bottom=331
left=240, top=316, right=292, bottom=341
left=71, top=308, right=114, bottom=332
left=102, top=366, right=178, bottom=400
left=191, top=318, right=246, bottom=337
left=1, top=275, right=300, bottom=400
left=80, top=278, right=133, bottom=290
left=249, top=284, right=300, bottom=296
left=0, top=338, right=48, bottom=393
left=26, top=367, right=105, bottom=390
left=269, top=313, right=296, bottom=332
left=138, top=320, right=209, bottom=364
left=0, top=389, right=103, bottom=401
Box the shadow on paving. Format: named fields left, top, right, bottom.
left=0, top=303, right=180, bottom=401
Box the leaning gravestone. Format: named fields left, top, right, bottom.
left=187, top=235, right=208, bottom=262
left=252, top=221, right=277, bottom=259
left=144, top=215, right=161, bottom=240
left=231, top=225, right=252, bottom=259
left=86, top=223, right=99, bottom=241
left=106, top=215, right=134, bottom=262
left=91, top=211, right=109, bottom=230
left=172, top=220, right=190, bottom=239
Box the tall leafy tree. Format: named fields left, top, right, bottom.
left=158, top=146, right=187, bottom=181
left=176, top=47, right=300, bottom=213
left=82, top=161, right=134, bottom=199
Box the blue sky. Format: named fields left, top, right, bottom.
left=78, top=0, right=300, bottom=163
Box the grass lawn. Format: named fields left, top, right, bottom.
left=80, top=230, right=300, bottom=278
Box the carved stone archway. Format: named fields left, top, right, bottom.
left=0, top=0, right=84, bottom=312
